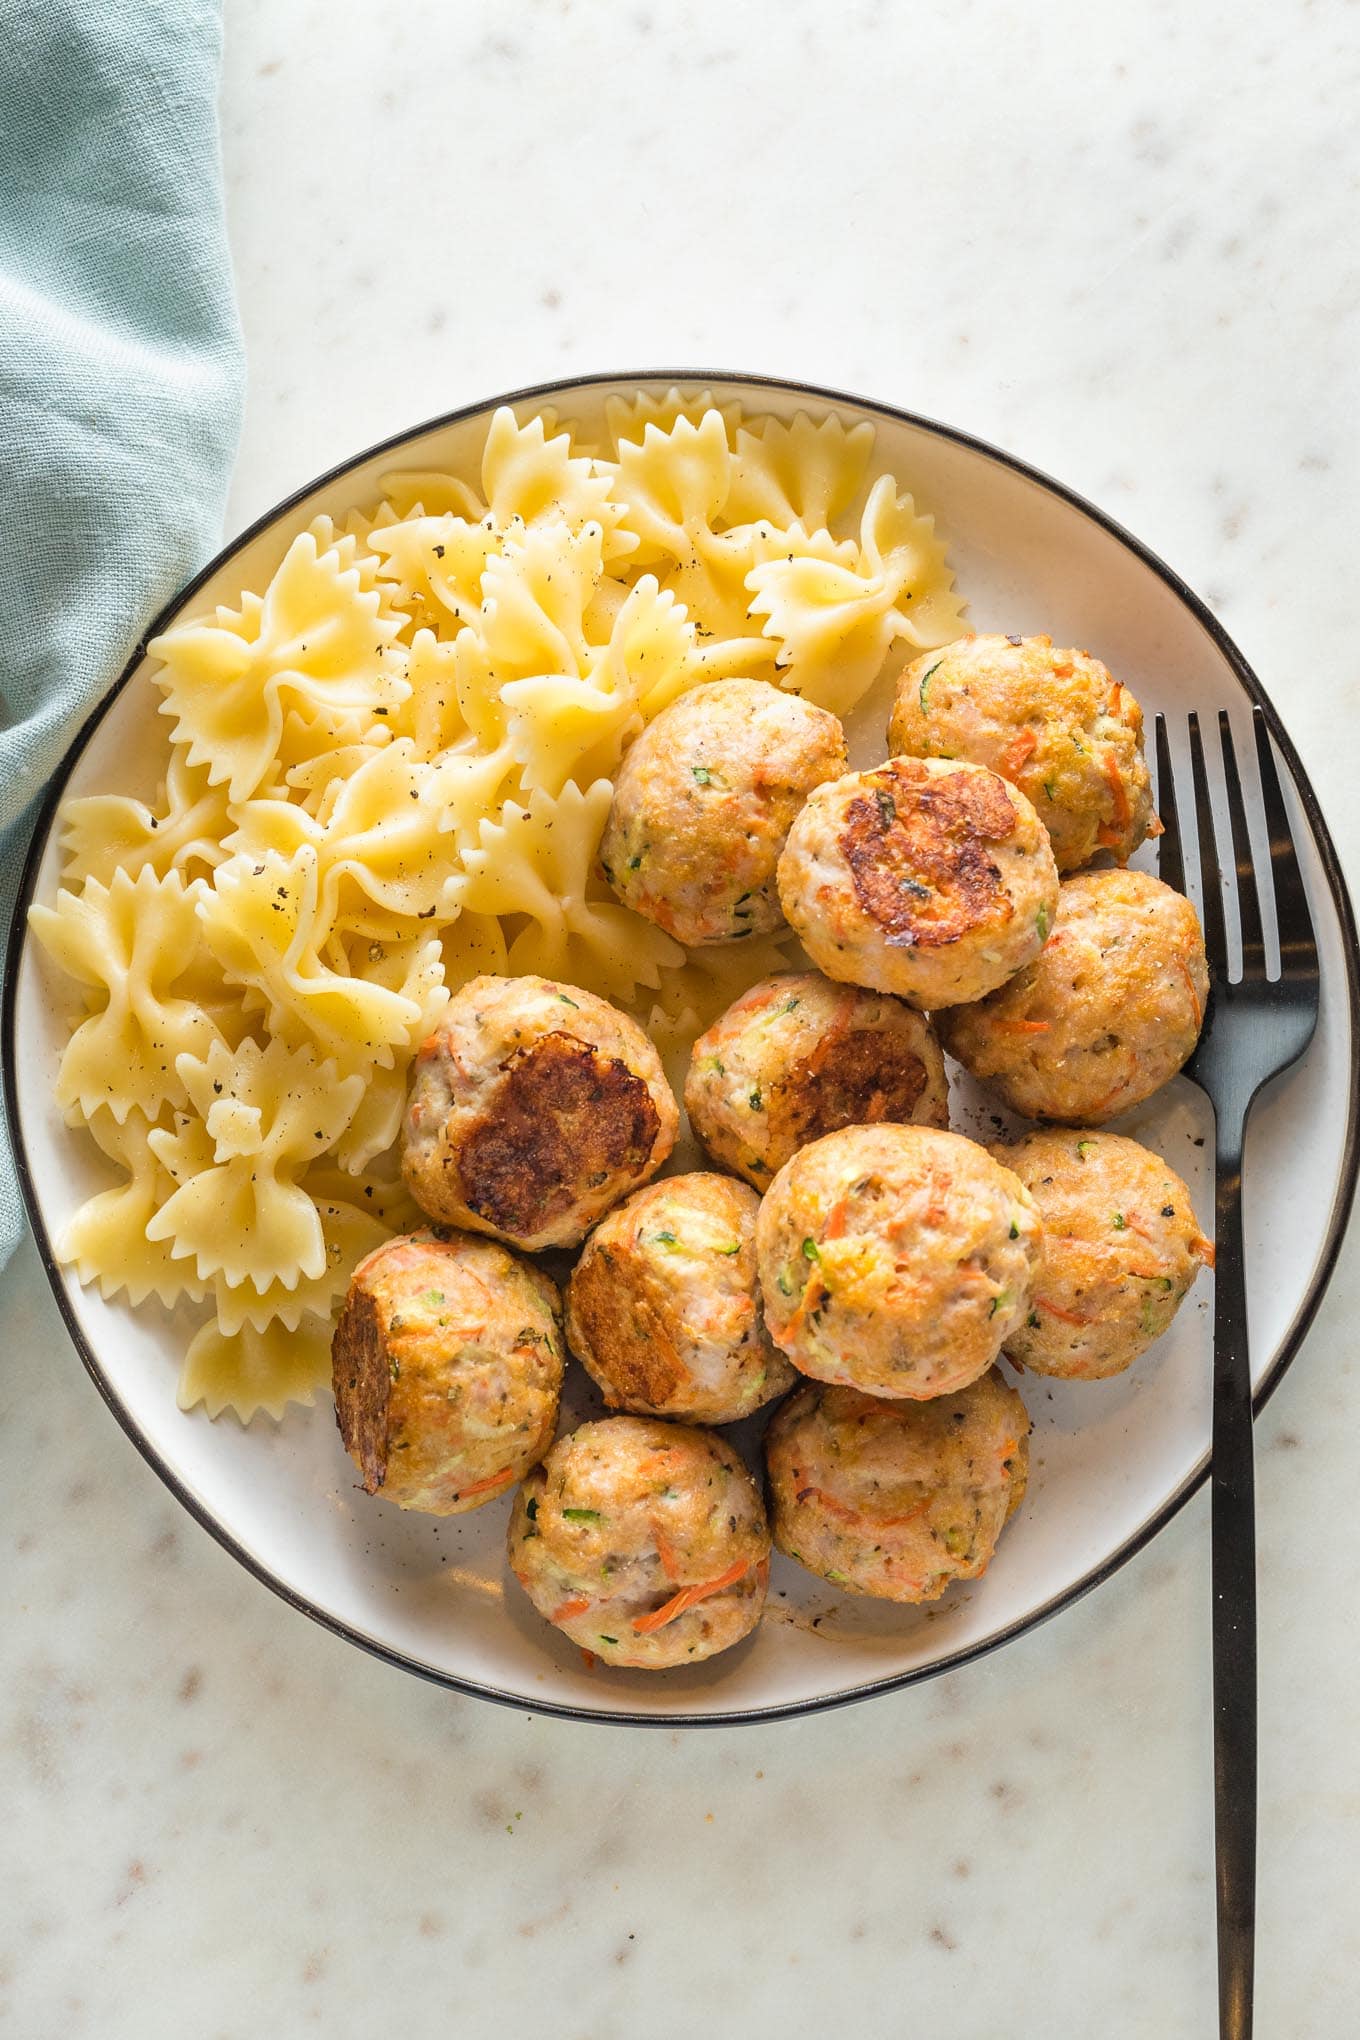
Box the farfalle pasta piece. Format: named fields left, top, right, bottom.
left=480, top=406, right=635, bottom=562
left=29, top=867, right=221, bottom=1125
left=439, top=910, right=509, bottom=990
left=501, top=670, right=643, bottom=799
left=303, top=512, right=386, bottom=594
left=863, top=474, right=967, bottom=652
left=595, top=575, right=698, bottom=721
left=377, top=468, right=485, bottom=520
left=369, top=512, right=499, bottom=637
left=612, top=409, right=734, bottom=566
left=726, top=411, right=876, bottom=536
left=321, top=930, right=448, bottom=1168
left=747, top=476, right=964, bottom=717
left=146, top=1037, right=365, bottom=1291
left=198, top=847, right=429, bottom=1071
left=150, top=530, right=409, bottom=802
left=605, top=387, right=743, bottom=453
left=59, top=748, right=233, bottom=889
left=282, top=735, right=395, bottom=819
left=177, top=1314, right=334, bottom=1423
left=389, top=630, right=468, bottom=758
left=328, top=1060, right=411, bottom=1175
left=211, top=1188, right=390, bottom=1334
left=444, top=520, right=607, bottom=760
left=427, top=740, right=520, bottom=854
left=477, top=517, right=604, bottom=680
left=227, top=739, right=465, bottom=928
left=611, top=411, right=780, bottom=651
left=457, top=780, right=683, bottom=1004
left=56, top=1107, right=207, bottom=1310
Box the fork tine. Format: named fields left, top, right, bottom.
left=1187, top=711, right=1229, bottom=971
left=1252, top=707, right=1317, bottom=973
left=1217, top=712, right=1265, bottom=977
left=1154, top=715, right=1186, bottom=893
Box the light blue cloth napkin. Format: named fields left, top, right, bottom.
left=0, top=0, right=244, bottom=1267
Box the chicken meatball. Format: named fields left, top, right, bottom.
left=684, top=971, right=950, bottom=1188
left=989, top=1130, right=1213, bottom=1378
left=889, top=632, right=1157, bottom=872
left=331, top=1232, right=563, bottom=1515
left=755, top=1124, right=1042, bottom=1399
left=507, top=1416, right=770, bottom=1668
left=766, top=1372, right=1030, bottom=1602
left=402, top=974, right=678, bottom=1250
left=938, top=869, right=1208, bottom=1124
left=776, top=756, right=1059, bottom=1009
left=566, top=1173, right=795, bottom=1423
left=600, top=678, right=847, bottom=946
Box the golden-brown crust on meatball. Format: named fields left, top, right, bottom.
left=402, top=975, right=678, bottom=1250
left=765, top=1371, right=1030, bottom=1603
left=839, top=757, right=1023, bottom=948
left=332, top=1232, right=564, bottom=1515
left=458, top=1032, right=662, bottom=1240
left=569, top=1248, right=685, bottom=1409
left=565, top=1173, right=794, bottom=1422
left=683, top=972, right=949, bottom=1188
left=777, top=758, right=1059, bottom=1008
left=889, top=632, right=1157, bottom=872
left=332, top=1282, right=389, bottom=1493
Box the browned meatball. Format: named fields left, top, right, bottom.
left=777, top=756, right=1059, bottom=1008
left=990, top=1130, right=1213, bottom=1378
left=600, top=678, right=848, bottom=945
left=765, top=1372, right=1030, bottom=1602
left=565, top=1172, right=795, bottom=1422
left=755, top=1124, right=1043, bottom=1399
left=683, top=971, right=949, bottom=1188
left=331, top=1231, right=563, bottom=1514
left=939, top=869, right=1208, bottom=1123
left=889, top=632, right=1157, bottom=872
left=507, top=1416, right=771, bottom=1668
left=402, top=974, right=678, bottom=1250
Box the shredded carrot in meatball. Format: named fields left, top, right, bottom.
left=1102, top=749, right=1132, bottom=829
left=456, top=1468, right=515, bottom=1500
left=1034, top=1295, right=1093, bottom=1326
left=1175, top=952, right=1204, bottom=1028
left=797, top=1484, right=930, bottom=1532
left=1000, top=727, right=1038, bottom=777
left=651, top=1525, right=682, bottom=1581
left=631, top=1557, right=753, bottom=1633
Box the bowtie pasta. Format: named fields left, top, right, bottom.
left=33, top=393, right=964, bottom=1422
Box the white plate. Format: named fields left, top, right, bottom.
left=7, top=372, right=1358, bottom=1725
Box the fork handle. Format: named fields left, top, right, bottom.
left=1212, top=1146, right=1256, bottom=2040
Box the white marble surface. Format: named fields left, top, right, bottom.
left=4, top=2, right=1360, bottom=2033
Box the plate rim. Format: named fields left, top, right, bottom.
left=7, top=365, right=1359, bottom=1729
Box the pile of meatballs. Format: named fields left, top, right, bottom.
left=331, top=633, right=1214, bottom=1673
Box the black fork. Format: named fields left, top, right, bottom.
left=1154, top=708, right=1321, bottom=2040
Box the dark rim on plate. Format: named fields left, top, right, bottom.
left=7, top=369, right=1359, bottom=1729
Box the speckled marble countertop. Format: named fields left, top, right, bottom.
left=5, top=3, right=1360, bottom=2034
